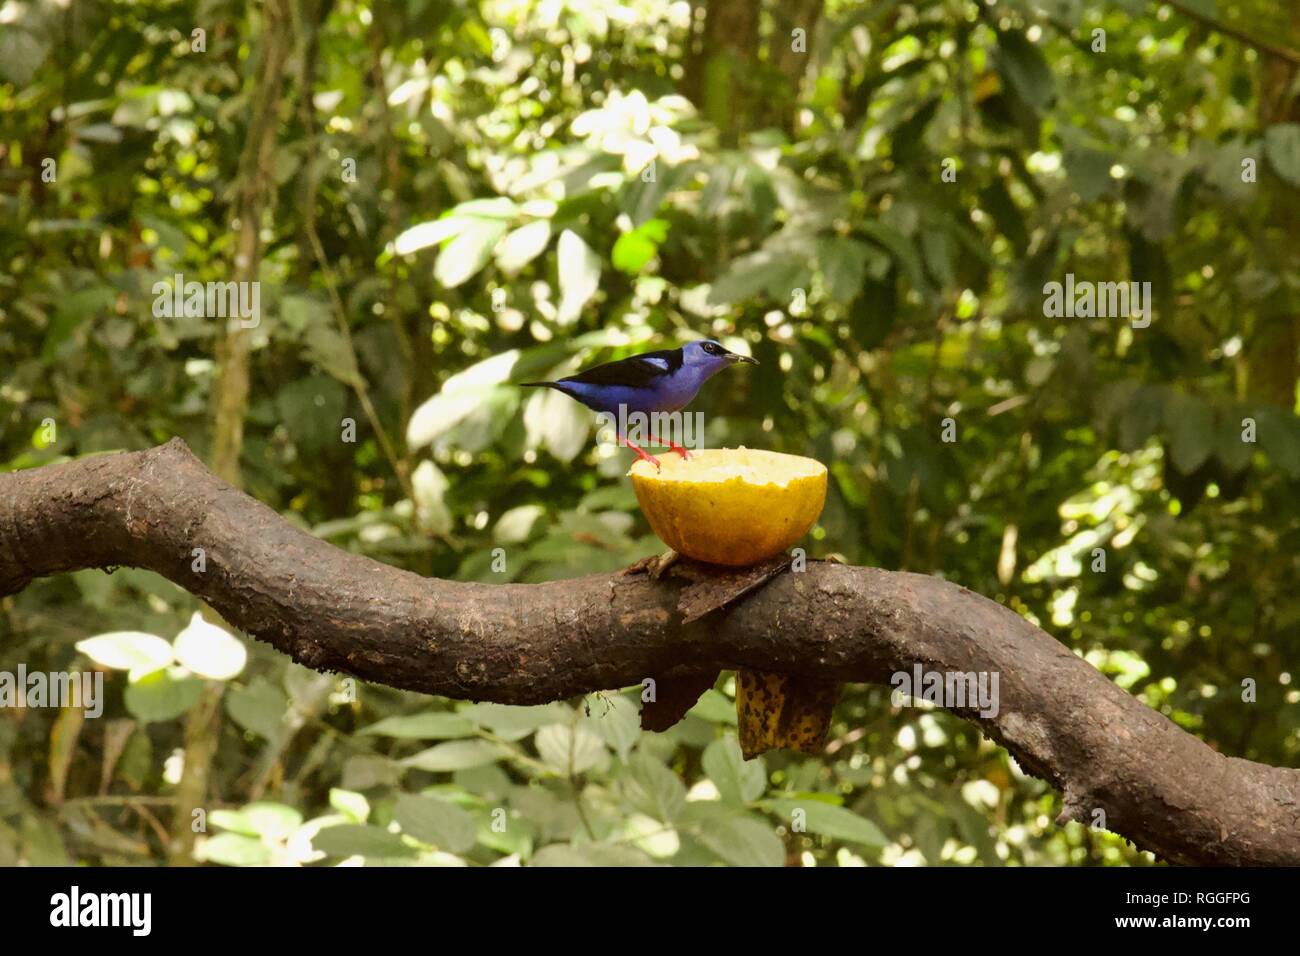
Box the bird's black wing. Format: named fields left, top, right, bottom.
left=561, top=348, right=683, bottom=389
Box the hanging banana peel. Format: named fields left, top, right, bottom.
left=735, top=669, right=841, bottom=758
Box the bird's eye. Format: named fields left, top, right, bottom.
left=703, top=342, right=720, bottom=354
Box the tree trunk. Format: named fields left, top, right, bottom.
left=209, top=0, right=294, bottom=486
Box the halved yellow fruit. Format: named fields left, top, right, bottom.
left=628, top=448, right=827, bottom=566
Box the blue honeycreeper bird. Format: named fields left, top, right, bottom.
left=522, top=338, right=757, bottom=469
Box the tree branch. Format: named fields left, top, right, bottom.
left=1164, top=0, right=1300, bottom=68
left=2, top=440, right=1298, bottom=865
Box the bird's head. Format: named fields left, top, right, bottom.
left=683, top=338, right=759, bottom=374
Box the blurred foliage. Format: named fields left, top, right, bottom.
left=2, top=0, right=1300, bottom=867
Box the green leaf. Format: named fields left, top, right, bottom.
left=393, top=216, right=470, bottom=255
left=997, top=29, right=1053, bottom=109
left=858, top=221, right=930, bottom=298
left=458, top=702, right=572, bottom=741
left=275, top=375, right=347, bottom=453
left=623, top=752, right=687, bottom=823
left=406, top=350, right=521, bottom=450
left=891, top=97, right=940, bottom=160
left=452, top=764, right=513, bottom=804
left=1257, top=407, right=1300, bottom=478
left=494, top=504, right=546, bottom=543
left=225, top=677, right=288, bottom=739
left=0, top=27, right=48, bottom=86
left=689, top=810, right=783, bottom=867
left=1113, top=384, right=1166, bottom=451
left=1065, top=143, right=1115, bottom=202
left=578, top=484, right=639, bottom=511
left=1264, top=123, right=1300, bottom=188
left=530, top=843, right=657, bottom=866
left=401, top=739, right=510, bottom=772
left=172, top=612, right=246, bottom=681
left=818, top=238, right=876, bottom=302
left=611, top=218, right=669, bottom=274
left=407, top=386, right=495, bottom=450
left=1214, top=402, right=1254, bottom=474
left=137, top=213, right=186, bottom=253
left=686, top=689, right=737, bottom=725
left=919, top=228, right=955, bottom=289
left=76, top=631, right=173, bottom=680
left=196, top=833, right=272, bottom=867
left=707, top=247, right=808, bottom=305
left=536, top=724, right=609, bottom=775
left=209, top=809, right=259, bottom=836
left=435, top=218, right=508, bottom=288
left=241, top=803, right=303, bottom=841
left=557, top=229, right=601, bottom=323
left=393, top=793, right=477, bottom=852
left=495, top=220, right=552, bottom=274
left=411, top=459, right=453, bottom=535
left=330, top=789, right=371, bottom=823
left=312, top=824, right=418, bottom=859
left=581, top=693, right=641, bottom=760
left=702, top=736, right=766, bottom=804
left=124, top=670, right=203, bottom=723
left=523, top=385, right=591, bottom=463
left=359, top=712, right=475, bottom=740
left=301, top=320, right=362, bottom=387
left=452, top=198, right=519, bottom=218
left=763, top=798, right=888, bottom=847
left=343, top=754, right=401, bottom=790
left=1164, top=391, right=1214, bottom=474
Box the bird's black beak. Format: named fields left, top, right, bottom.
left=728, top=352, right=758, bottom=365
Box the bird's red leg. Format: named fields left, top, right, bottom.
left=645, top=434, right=692, bottom=460
left=617, top=432, right=661, bottom=471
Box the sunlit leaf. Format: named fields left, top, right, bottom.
left=196, top=833, right=272, bottom=867
left=435, top=218, right=508, bottom=288
left=556, top=229, right=601, bottom=324
left=172, top=612, right=246, bottom=681
left=76, top=631, right=173, bottom=680
left=496, top=220, right=552, bottom=274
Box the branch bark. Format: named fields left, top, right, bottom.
left=1165, top=0, right=1300, bottom=68
left=3, top=441, right=1299, bottom=865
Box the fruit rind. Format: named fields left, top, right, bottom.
left=629, top=448, right=827, bottom=566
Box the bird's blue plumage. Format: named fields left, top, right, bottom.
left=522, top=339, right=756, bottom=417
